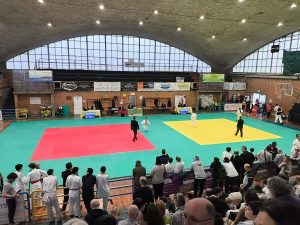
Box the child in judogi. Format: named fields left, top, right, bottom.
left=141, top=117, right=150, bottom=131
left=191, top=112, right=197, bottom=127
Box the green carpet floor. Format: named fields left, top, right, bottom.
left=0, top=112, right=297, bottom=184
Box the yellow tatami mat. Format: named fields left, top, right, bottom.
left=164, top=118, right=281, bottom=145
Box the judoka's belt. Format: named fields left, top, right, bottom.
left=30, top=180, right=40, bottom=184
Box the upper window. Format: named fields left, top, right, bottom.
left=6, top=35, right=211, bottom=73
left=233, top=31, right=300, bottom=74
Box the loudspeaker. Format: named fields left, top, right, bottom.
left=191, top=82, right=199, bottom=90
left=54, top=81, right=61, bottom=90
left=271, top=45, right=280, bottom=53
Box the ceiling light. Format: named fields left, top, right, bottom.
left=243, top=38, right=247, bottom=41
left=139, top=21, right=143, bottom=26
left=154, top=10, right=158, bottom=14
left=241, top=19, right=246, bottom=23
left=47, top=22, right=52, bottom=27
left=96, top=20, right=100, bottom=25
left=38, top=0, right=44, bottom=3
left=99, top=4, right=105, bottom=10
left=277, top=22, right=283, bottom=27
left=199, top=15, right=205, bottom=20
left=177, top=27, right=181, bottom=32
left=290, top=3, right=297, bottom=8
left=212, top=35, right=216, bottom=39
left=238, top=0, right=245, bottom=2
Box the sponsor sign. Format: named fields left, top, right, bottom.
left=107, top=82, right=121, bottom=91
left=203, top=74, right=224, bottom=83
left=29, top=70, right=53, bottom=82
left=30, top=97, right=41, bottom=105
left=94, top=82, right=108, bottom=91
left=223, top=82, right=246, bottom=90
left=62, top=82, right=77, bottom=91
left=176, top=77, right=185, bottom=82
left=121, top=82, right=137, bottom=91
left=154, top=82, right=176, bottom=91
left=175, top=82, right=191, bottom=91
left=224, top=103, right=243, bottom=111
left=137, top=82, right=154, bottom=91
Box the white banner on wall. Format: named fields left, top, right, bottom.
left=30, top=97, right=41, bottom=105
left=29, top=70, right=53, bottom=81
left=107, top=82, right=121, bottom=91
left=154, top=83, right=177, bottom=91
left=94, top=82, right=108, bottom=91
left=199, top=94, right=214, bottom=107
left=224, top=103, right=243, bottom=111
left=223, top=82, right=246, bottom=90
left=175, top=82, right=190, bottom=91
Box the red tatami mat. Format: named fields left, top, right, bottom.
left=31, top=124, right=156, bottom=161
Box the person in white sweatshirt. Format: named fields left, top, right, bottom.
left=190, top=156, right=207, bottom=197
left=223, top=157, right=239, bottom=194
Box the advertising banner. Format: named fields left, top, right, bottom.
left=203, top=74, right=224, bottom=82
left=175, top=82, right=191, bottom=91
left=94, top=82, right=108, bottom=91
left=121, top=82, right=137, bottom=91
left=107, top=82, right=121, bottom=91
left=154, top=82, right=176, bottom=91
left=223, top=82, right=246, bottom=90
left=29, top=70, right=53, bottom=82
left=137, top=82, right=155, bottom=91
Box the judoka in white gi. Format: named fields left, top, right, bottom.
left=191, top=113, right=197, bottom=127
left=27, top=163, right=47, bottom=206
left=236, top=108, right=243, bottom=121
left=15, top=164, right=28, bottom=192
left=141, top=117, right=150, bottom=131
left=42, top=169, right=62, bottom=222
left=66, top=167, right=82, bottom=218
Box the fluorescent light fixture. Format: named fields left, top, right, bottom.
left=241, top=19, right=246, bottom=23
left=177, top=27, right=181, bottom=31
left=154, top=10, right=158, bottom=14
left=199, top=15, right=205, bottom=20
left=96, top=20, right=100, bottom=25
left=47, top=22, right=52, bottom=27
left=290, top=3, right=297, bottom=8
left=139, top=21, right=143, bottom=26
left=212, top=35, right=216, bottom=39
left=277, top=21, right=283, bottom=27
left=38, top=0, right=44, bottom=4
left=243, top=38, right=247, bottom=41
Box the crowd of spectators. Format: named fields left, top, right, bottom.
left=1, top=137, right=300, bottom=225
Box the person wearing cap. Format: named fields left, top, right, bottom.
left=27, top=162, right=47, bottom=206
left=190, top=156, right=207, bottom=197
left=66, top=167, right=82, bottom=218
left=2, top=172, right=18, bottom=225
left=42, top=169, right=62, bottom=222
left=82, top=168, right=96, bottom=213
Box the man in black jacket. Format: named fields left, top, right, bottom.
left=235, top=116, right=244, bottom=137
left=61, top=162, right=72, bottom=211
left=82, top=168, right=96, bottom=213
left=131, top=116, right=139, bottom=142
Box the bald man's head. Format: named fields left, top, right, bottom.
left=128, top=205, right=140, bottom=220
left=183, top=198, right=215, bottom=225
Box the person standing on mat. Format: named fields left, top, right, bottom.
left=131, top=116, right=139, bottom=142
left=235, top=116, right=244, bottom=137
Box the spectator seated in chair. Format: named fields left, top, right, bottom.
left=55, top=105, right=64, bottom=116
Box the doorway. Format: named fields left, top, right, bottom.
left=128, top=95, right=136, bottom=106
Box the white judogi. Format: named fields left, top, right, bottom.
left=141, top=119, right=150, bottom=131
left=27, top=168, right=48, bottom=192
left=15, top=171, right=28, bottom=192
left=42, top=175, right=62, bottom=221
left=66, top=174, right=82, bottom=217
left=96, top=174, right=110, bottom=211
left=191, top=113, right=197, bottom=127
left=236, top=108, right=243, bottom=120
left=291, top=138, right=300, bottom=159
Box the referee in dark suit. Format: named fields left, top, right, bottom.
left=235, top=116, right=244, bottom=137
left=131, top=116, right=139, bottom=142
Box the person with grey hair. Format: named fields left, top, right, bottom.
left=190, top=156, right=207, bottom=197
left=274, top=149, right=284, bottom=174
left=267, top=176, right=300, bottom=208
left=85, top=199, right=108, bottom=225
left=118, top=205, right=139, bottom=225
left=64, top=218, right=88, bottom=225
left=183, top=198, right=216, bottom=225
left=171, top=193, right=185, bottom=225
left=133, top=176, right=154, bottom=204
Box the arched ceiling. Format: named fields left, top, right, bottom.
left=0, top=0, right=300, bottom=72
